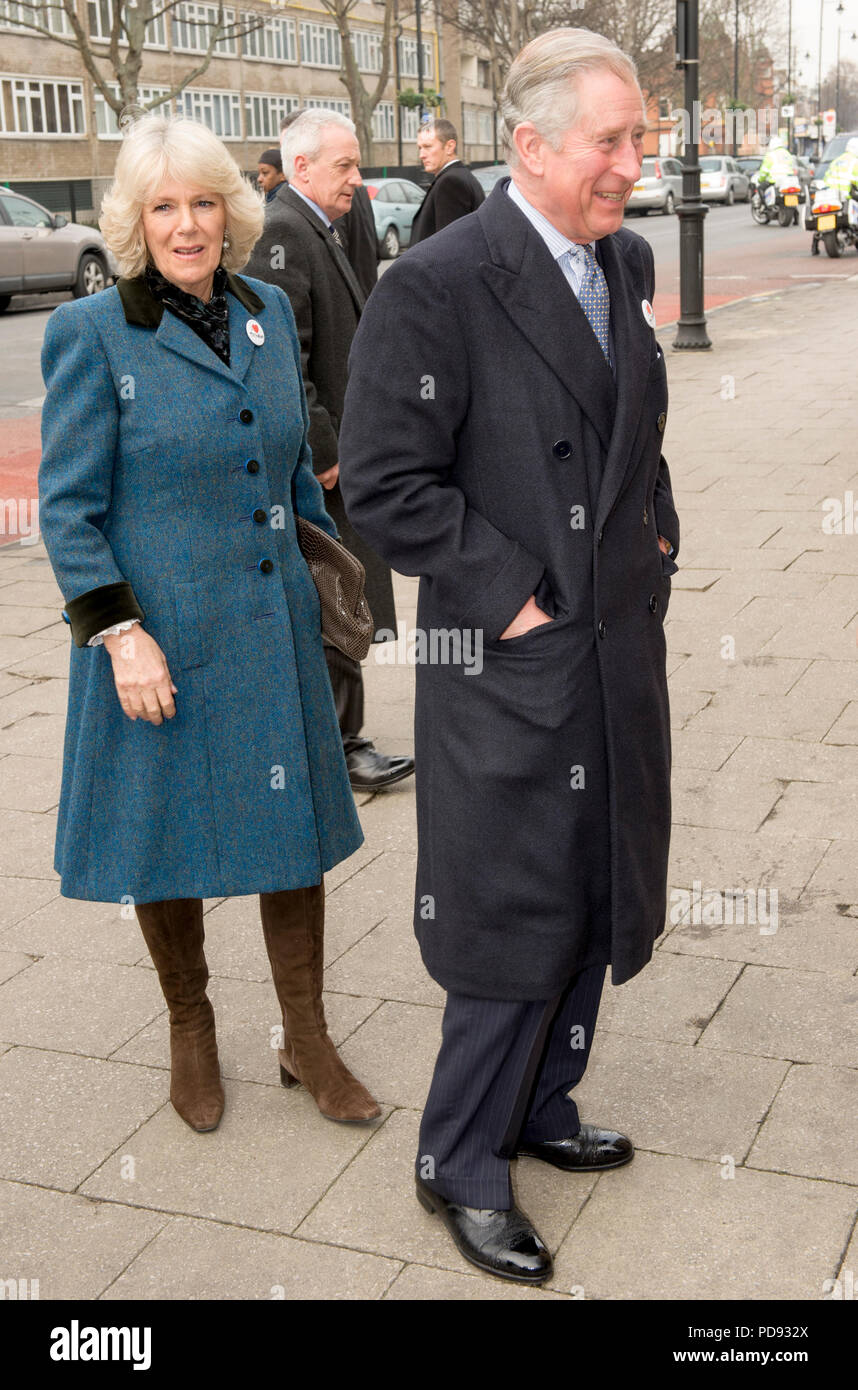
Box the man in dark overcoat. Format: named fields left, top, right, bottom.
left=409, top=117, right=485, bottom=245
left=338, top=29, right=680, bottom=1283
left=246, top=109, right=414, bottom=791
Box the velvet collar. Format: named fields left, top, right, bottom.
left=117, top=269, right=264, bottom=328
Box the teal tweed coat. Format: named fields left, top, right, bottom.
left=38, top=272, right=363, bottom=902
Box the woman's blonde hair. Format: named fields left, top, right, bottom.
left=100, top=113, right=265, bottom=277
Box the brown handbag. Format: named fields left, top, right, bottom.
left=294, top=514, right=374, bottom=662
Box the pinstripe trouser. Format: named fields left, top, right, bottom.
left=416, top=962, right=606, bottom=1210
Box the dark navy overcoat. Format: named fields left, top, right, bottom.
left=38, top=272, right=363, bottom=903
left=338, top=181, right=680, bottom=999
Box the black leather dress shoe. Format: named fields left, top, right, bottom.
left=345, top=738, right=415, bottom=790
left=415, top=1177, right=553, bottom=1284
left=517, top=1124, right=634, bottom=1172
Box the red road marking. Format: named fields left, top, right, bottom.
left=0, top=416, right=41, bottom=546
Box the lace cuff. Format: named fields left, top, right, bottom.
left=88, top=618, right=141, bottom=648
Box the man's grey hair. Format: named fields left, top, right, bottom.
left=280, top=108, right=357, bottom=179
left=500, top=27, right=640, bottom=167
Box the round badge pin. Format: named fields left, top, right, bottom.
left=641, top=299, right=656, bottom=329
left=246, top=319, right=265, bottom=346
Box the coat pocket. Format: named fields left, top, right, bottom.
left=171, top=579, right=207, bottom=670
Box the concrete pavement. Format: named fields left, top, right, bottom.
left=0, top=275, right=856, bottom=1300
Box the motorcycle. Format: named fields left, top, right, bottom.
left=806, top=183, right=858, bottom=257
left=750, top=174, right=803, bottom=226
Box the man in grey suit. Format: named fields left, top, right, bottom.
left=339, top=30, right=679, bottom=1283
left=246, top=111, right=414, bottom=792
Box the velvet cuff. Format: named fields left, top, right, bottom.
left=63, top=581, right=145, bottom=649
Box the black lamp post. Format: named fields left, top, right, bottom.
left=673, top=0, right=711, bottom=350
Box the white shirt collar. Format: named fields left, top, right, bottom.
left=290, top=185, right=332, bottom=230
left=506, top=178, right=595, bottom=262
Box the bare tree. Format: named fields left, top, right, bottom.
left=316, top=0, right=398, bottom=160
left=5, top=0, right=265, bottom=117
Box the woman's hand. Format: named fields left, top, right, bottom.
left=102, top=627, right=178, bottom=725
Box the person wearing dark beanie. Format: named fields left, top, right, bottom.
left=257, top=148, right=286, bottom=201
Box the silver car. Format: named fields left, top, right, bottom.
left=0, top=188, right=115, bottom=312
left=626, top=156, right=684, bottom=215
left=699, top=156, right=750, bottom=205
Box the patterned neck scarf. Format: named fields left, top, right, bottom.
left=144, top=263, right=231, bottom=366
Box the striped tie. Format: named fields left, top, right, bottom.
left=331, top=226, right=344, bottom=248
left=576, top=244, right=611, bottom=365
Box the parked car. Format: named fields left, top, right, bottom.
left=626, top=156, right=684, bottom=215
left=363, top=176, right=425, bottom=258
left=0, top=188, right=115, bottom=311
left=698, top=156, right=750, bottom=204
left=736, top=155, right=763, bottom=188
left=472, top=162, right=510, bottom=194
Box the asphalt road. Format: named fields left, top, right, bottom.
left=1, top=201, right=856, bottom=540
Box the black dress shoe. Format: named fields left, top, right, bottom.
left=517, top=1124, right=634, bottom=1172
left=345, top=738, right=415, bottom=790
left=415, top=1177, right=553, bottom=1284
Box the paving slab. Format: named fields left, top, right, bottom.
left=0, top=754, right=61, bottom=812
left=1, top=895, right=152, bottom=965
left=0, top=876, right=58, bottom=929
left=549, top=1151, right=856, bottom=1300
left=0, top=1179, right=168, bottom=1300
left=598, top=952, right=741, bottom=1044
left=746, top=1063, right=858, bottom=1186
left=575, top=1031, right=788, bottom=1163
left=0, top=1048, right=166, bottom=1190
left=323, top=913, right=444, bottom=1007
left=384, top=1263, right=571, bottom=1300
left=338, top=1000, right=442, bottom=1110
left=662, top=891, right=858, bottom=973
left=698, top=967, right=858, bottom=1066
left=0, top=956, right=164, bottom=1055
left=81, top=1079, right=384, bottom=1233
left=0, top=808, right=57, bottom=878
left=0, top=948, right=36, bottom=985
left=101, top=1214, right=400, bottom=1301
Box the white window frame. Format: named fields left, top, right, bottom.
left=241, top=11, right=296, bottom=63
left=0, top=0, right=71, bottom=36
left=299, top=19, right=341, bottom=69
left=305, top=95, right=351, bottom=119
left=463, top=106, right=495, bottom=147
left=94, top=83, right=172, bottom=138
left=372, top=100, right=395, bottom=142
left=244, top=90, right=301, bottom=141
left=172, top=2, right=236, bottom=57
left=87, top=0, right=167, bottom=49
left=350, top=28, right=383, bottom=75
left=174, top=85, right=242, bottom=138
left=0, top=73, right=85, bottom=136
left=401, top=106, right=420, bottom=141
left=398, top=36, right=433, bottom=81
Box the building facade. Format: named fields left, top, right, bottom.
left=0, top=0, right=502, bottom=210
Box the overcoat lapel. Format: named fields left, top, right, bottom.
left=477, top=185, right=616, bottom=452
left=283, top=186, right=365, bottom=315
left=118, top=271, right=265, bottom=386
left=594, top=233, right=652, bottom=529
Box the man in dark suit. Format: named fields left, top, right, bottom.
left=339, top=29, right=679, bottom=1283
left=409, top=117, right=485, bottom=245
left=246, top=109, right=414, bottom=791
left=279, top=109, right=380, bottom=300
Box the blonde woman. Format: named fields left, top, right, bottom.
left=38, top=115, right=380, bottom=1132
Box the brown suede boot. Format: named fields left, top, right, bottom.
left=259, top=884, right=381, bottom=1123
left=135, top=897, right=224, bottom=1133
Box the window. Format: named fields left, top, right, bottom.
left=0, top=0, right=71, bottom=36
left=477, top=59, right=491, bottom=89
left=351, top=28, right=383, bottom=74
left=174, top=86, right=242, bottom=138
left=0, top=191, right=53, bottom=226
left=0, top=75, right=85, bottom=135
left=94, top=84, right=171, bottom=138
left=242, top=12, right=296, bottom=63
left=398, top=36, right=433, bottom=81
left=244, top=91, right=301, bottom=141
left=372, top=100, right=395, bottom=142
left=299, top=20, right=340, bottom=68
left=305, top=96, right=351, bottom=119
left=87, top=0, right=167, bottom=47
left=401, top=105, right=420, bottom=141
left=463, top=106, right=494, bottom=147
left=172, top=2, right=236, bottom=57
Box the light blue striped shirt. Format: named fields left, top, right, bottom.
left=506, top=178, right=614, bottom=369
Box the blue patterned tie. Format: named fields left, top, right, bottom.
left=576, top=243, right=611, bottom=365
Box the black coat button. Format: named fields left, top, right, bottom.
left=657, top=412, right=666, bottom=432
left=245, top=458, right=260, bottom=474
left=258, top=557, right=273, bottom=574
left=597, top=528, right=604, bottom=545
left=598, top=619, right=606, bottom=638
left=239, top=408, right=254, bottom=424
left=552, top=438, right=573, bottom=459
left=649, top=594, right=658, bottom=613
left=252, top=508, right=267, bottom=524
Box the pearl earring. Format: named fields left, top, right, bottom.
left=222, top=231, right=231, bottom=251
